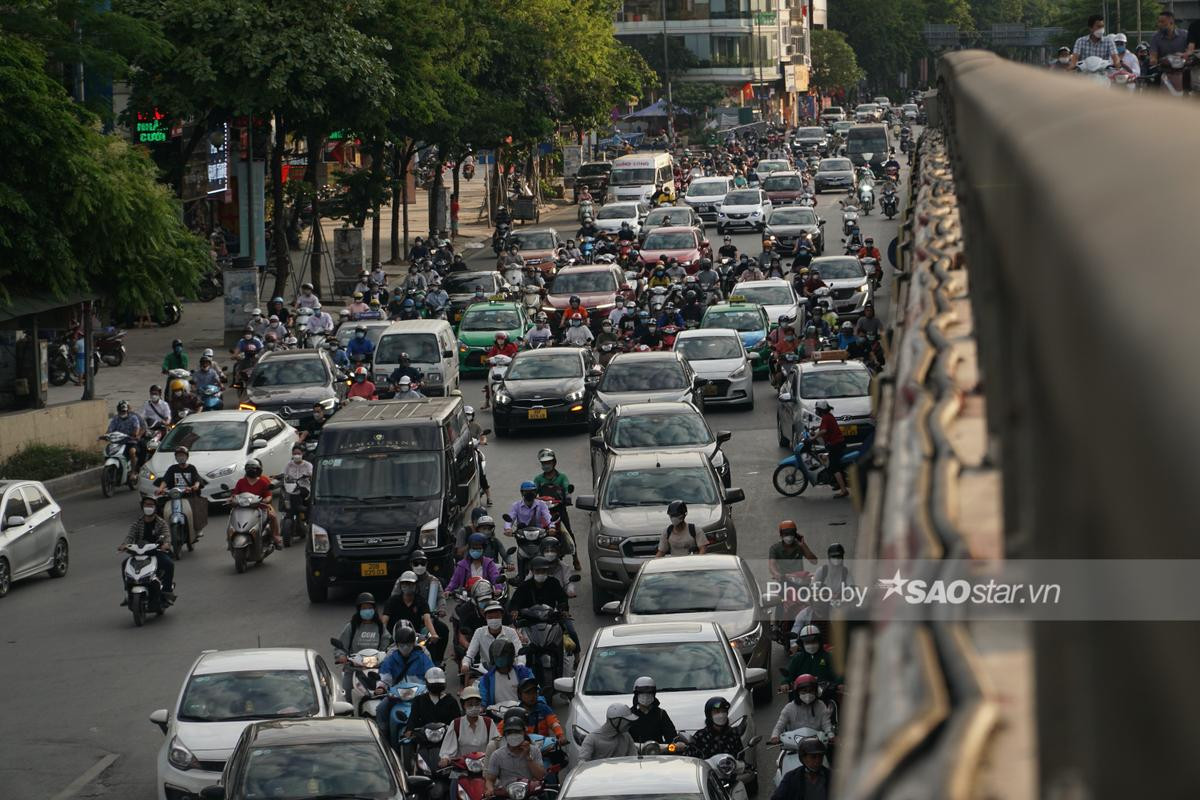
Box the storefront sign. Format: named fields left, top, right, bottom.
left=207, top=123, right=229, bottom=196
left=784, top=66, right=797, bottom=93
left=135, top=108, right=170, bottom=144
left=754, top=11, right=777, bottom=25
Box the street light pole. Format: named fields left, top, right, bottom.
left=662, top=0, right=674, bottom=139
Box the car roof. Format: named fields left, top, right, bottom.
left=173, top=409, right=257, bottom=423
left=734, top=279, right=791, bottom=290
left=811, top=255, right=860, bottom=266
left=763, top=170, right=802, bottom=178
left=462, top=300, right=520, bottom=312
left=644, top=226, right=697, bottom=235
left=608, top=350, right=685, bottom=365
left=247, top=718, right=377, bottom=746
left=706, top=302, right=765, bottom=314
left=562, top=756, right=705, bottom=795
left=595, top=620, right=721, bottom=646
left=675, top=327, right=739, bottom=341
left=382, top=319, right=452, bottom=334
left=638, top=553, right=744, bottom=575
left=554, top=264, right=620, bottom=275
left=609, top=400, right=704, bottom=417
left=608, top=450, right=708, bottom=470
left=257, top=349, right=326, bottom=363
left=690, top=176, right=730, bottom=185
left=194, top=647, right=314, bottom=674
left=512, top=347, right=584, bottom=362
left=799, top=357, right=869, bottom=374
left=510, top=227, right=557, bottom=236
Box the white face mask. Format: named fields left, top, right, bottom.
left=830, top=557, right=842, bottom=566
left=465, top=704, right=482, bottom=718
left=506, top=733, right=525, bottom=748
left=669, top=515, right=685, bottom=525
left=798, top=692, right=816, bottom=704
left=533, top=573, right=548, bottom=584
left=636, top=692, right=654, bottom=708
left=291, top=454, right=302, bottom=463
left=486, top=618, right=503, bottom=632
left=413, top=564, right=427, bottom=576
left=1058, top=56, right=1070, bottom=64
left=804, top=642, right=820, bottom=654
left=782, top=535, right=796, bottom=545
left=711, top=712, right=728, bottom=726
left=1093, top=26, right=1105, bottom=38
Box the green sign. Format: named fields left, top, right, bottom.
left=135, top=108, right=170, bottom=144
left=753, top=11, right=777, bottom=25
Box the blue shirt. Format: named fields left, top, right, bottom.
left=107, top=412, right=144, bottom=437
left=347, top=337, right=376, bottom=358
left=837, top=332, right=858, bottom=350
left=657, top=312, right=685, bottom=328
left=380, top=647, right=435, bottom=685
left=235, top=336, right=263, bottom=353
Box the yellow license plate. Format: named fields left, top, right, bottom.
left=360, top=562, right=388, bottom=577
left=840, top=424, right=858, bottom=436
left=702, top=384, right=719, bottom=396
left=527, top=408, right=548, bottom=420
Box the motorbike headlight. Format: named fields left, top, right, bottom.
left=596, top=533, right=622, bottom=550
left=730, top=623, right=763, bottom=653
left=397, top=687, right=417, bottom=700
left=311, top=523, right=331, bottom=554
left=142, top=467, right=156, bottom=482
left=565, top=389, right=584, bottom=403
left=494, top=391, right=512, bottom=406
left=507, top=782, right=529, bottom=800
left=318, top=397, right=338, bottom=411
left=207, top=465, right=237, bottom=479
left=359, top=654, right=380, bottom=668
left=167, top=736, right=199, bottom=771
left=729, top=363, right=748, bottom=379
left=419, top=518, right=440, bottom=549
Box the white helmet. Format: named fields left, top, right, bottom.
left=799, top=624, right=821, bottom=639
left=398, top=570, right=418, bottom=584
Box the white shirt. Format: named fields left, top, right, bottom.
left=439, top=715, right=497, bottom=761
left=306, top=312, right=333, bottom=333
left=140, top=399, right=172, bottom=427
left=1119, top=50, right=1141, bottom=76
left=295, top=293, right=320, bottom=309
left=491, top=670, right=519, bottom=705
left=463, top=625, right=526, bottom=669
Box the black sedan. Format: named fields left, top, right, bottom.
left=813, top=157, right=857, bottom=194
left=492, top=347, right=599, bottom=436
left=237, top=349, right=344, bottom=425
left=765, top=206, right=826, bottom=254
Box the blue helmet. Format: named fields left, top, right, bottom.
left=468, top=532, right=488, bottom=546
left=403, top=299, right=415, bottom=309
left=520, top=480, right=537, bottom=492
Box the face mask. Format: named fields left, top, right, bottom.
left=487, top=617, right=503, bottom=632
left=142, top=505, right=157, bottom=516
left=830, top=557, right=843, bottom=566
left=541, top=463, right=554, bottom=473
left=428, top=684, right=445, bottom=696
left=1093, top=26, right=1105, bottom=37
left=292, top=454, right=302, bottom=463
left=465, top=704, right=482, bottom=718
left=533, top=573, right=548, bottom=584
left=413, top=564, right=427, bottom=576
left=506, top=733, right=525, bottom=748
left=175, top=456, right=187, bottom=465
left=804, top=642, right=820, bottom=655
left=151, top=394, right=161, bottom=402
left=1116, top=45, right=1126, bottom=53
left=669, top=515, right=684, bottom=525
left=398, top=644, right=414, bottom=656
left=711, top=712, right=728, bottom=727
left=173, top=346, right=182, bottom=353
left=356, top=332, right=365, bottom=339
left=636, top=692, right=654, bottom=708
left=469, top=549, right=483, bottom=560
left=522, top=493, right=536, bottom=503
left=612, top=718, right=630, bottom=733
left=360, top=608, right=376, bottom=620
left=782, top=535, right=797, bottom=545
left=570, top=320, right=581, bottom=327
left=1058, top=56, right=1070, bottom=64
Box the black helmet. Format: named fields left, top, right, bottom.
left=174, top=445, right=189, bottom=456
left=518, top=676, right=539, bottom=693
left=503, top=707, right=528, bottom=731
left=116, top=400, right=130, bottom=413
left=698, top=258, right=712, bottom=270
left=800, top=737, right=828, bottom=756
left=704, top=696, right=731, bottom=719
left=171, top=338, right=183, bottom=348
left=541, top=536, right=561, bottom=555
left=489, top=637, right=516, bottom=663
left=667, top=499, right=687, bottom=517
left=529, top=555, right=552, bottom=572
left=828, top=542, right=845, bottom=558
left=394, top=625, right=416, bottom=645
left=355, top=591, right=376, bottom=606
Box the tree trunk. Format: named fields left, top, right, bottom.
left=388, top=144, right=402, bottom=264
left=400, top=144, right=412, bottom=262
left=428, top=147, right=444, bottom=240
left=370, top=138, right=384, bottom=267
left=307, top=131, right=325, bottom=298
left=270, top=112, right=290, bottom=299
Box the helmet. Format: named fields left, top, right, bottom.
left=800, top=737, right=827, bottom=756
left=352, top=366, right=368, bottom=381
left=464, top=405, right=476, bottom=419
left=489, top=637, right=516, bottom=664
left=541, top=536, right=561, bottom=555
left=171, top=338, right=183, bottom=348
left=397, top=376, right=412, bottom=387
left=503, top=707, right=528, bottom=731
left=339, top=309, right=351, bottom=319
left=168, top=377, right=187, bottom=393
left=518, top=675, right=539, bottom=693
left=805, top=325, right=817, bottom=336
left=529, top=555, right=552, bottom=572
left=828, top=542, right=845, bottom=558
left=495, top=332, right=508, bottom=341
left=865, top=237, right=874, bottom=245
left=815, top=400, right=833, bottom=413
left=723, top=235, right=732, bottom=242
left=394, top=626, right=416, bottom=646
left=469, top=579, right=494, bottom=603
left=355, top=324, right=367, bottom=333
left=535, top=313, right=549, bottom=324
left=174, top=445, right=189, bottom=456
left=355, top=591, right=376, bottom=607
left=244, top=458, right=263, bottom=478
left=704, top=696, right=731, bottom=718
left=353, top=291, right=364, bottom=300
left=460, top=685, right=482, bottom=702
left=410, top=548, right=427, bottom=563
left=798, top=625, right=821, bottom=641
left=202, top=348, right=215, bottom=359
left=476, top=515, right=496, bottom=530
left=569, top=295, right=581, bottom=305
left=520, top=480, right=537, bottom=492
left=840, top=321, right=853, bottom=332
left=398, top=570, right=418, bottom=585
left=779, top=519, right=798, bottom=536
left=633, top=676, right=656, bottom=693
left=425, top=666, right=447, bottom=685
left=467, top=532, right=488, bottom=547
left=149, top=384, right=162, bottom=395
left=537, top=448, right=556, bottom=464
left=667, top=499, right=687, bottom=517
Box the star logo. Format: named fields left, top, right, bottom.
left=877, top=569, right=909, bottom=601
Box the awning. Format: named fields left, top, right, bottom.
left=0, top=291, right=96, bottom=326
left=622, top=99, right=692, bottom=119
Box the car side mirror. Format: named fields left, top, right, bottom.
left=331, top=700, right=355, bottom=716
left=251, top=438, right=268, bottom=450
left=747, top=351, right=760, bottom=361
left=745, top=667, right=768, bottom=687
left=590, top=435, right=605, bottom=449
left=149, top=708, right=169, bottom=734
left=600, top=600, right=621, bottom=615
left=553, top=677, right=576, bottom=696
left=759, top=591, right=782, bottom=608
left=692, top=376, right=706, bottom=389
left=725, top=487, right=746, bottom=503
left=407, top=775, right=433, bottom=795
left=819, top=219, right=826, bottom=225
left=5, top=515, right=25, bottom=529
left=575, top=495, right=598, bottom=511
left=716, top=430, right=732, bottom=444
left=442, top=349, right=454, bottom=358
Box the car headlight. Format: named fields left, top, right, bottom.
left=419, top=518, right=439, bottom=549
left=729, top=363, right=748, bottom=379
left=857, top=282, right=870, bottom=293
left=730, top=623, right=763, bottom=653
left=703, top=524, right=727, bottom=542
left=596, top=534, right=623, bottom=550
left=168, top=736, right=199, bottom=771
left=311, top=523, right=331, bottom=554
left=426, top=371, right=442, bottom=383
left=495, top=391, right=512, bottom=406
left=207, top=465, right=237, bottom=479
left=564, top=388, right=585, bottom=403
left=750, top=211, right=760, bottom=217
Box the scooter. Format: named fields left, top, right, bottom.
left=121, top=541, right=174, bottom=627
left=577, top=199, right=595, bottom=223
left=857, top=184, right=874, bottom=215
left=222, top=488, right=276, bottom=573
left=880, top=191, right=898, bottom=220
left=862, top=257, right=883, bottom=291
left=522, top=285, right=543, bottom=317
left=486, top=354, right=512, bottom=408
left=515, top=603, right=568, bottom=702
left=442, top=752, right=488, bottom=800
left=280, top=478, right=310, bottom=547
left=772, top=727, right=831, bottom=787
left=330, top=639, right=387, bottom=716
left=96, top=328, right=127, bottom=366
left=200, top=383, right=223, bottom=411
left=504, top=514, right=547, bottom=580
left=767, top=570, right=814, bottom=647
left=772, top=428, right=865, bottom=497
left=841, top=205, right=860, bottom=236
left=384, top=679, right=428, bottom=751
left=99, top=432, right=138, bottom=498
left=707, top=731, right=763, bottom=800
left=162, top=486, right=199, bottom=559
left=403, top=722, right=449, bottom=798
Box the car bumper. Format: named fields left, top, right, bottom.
left=717, top=216, right=764, bottom=230
left=493, top=400, right=589, bottom=429
left=308, top=547, right=453, bottom=585
left=158, top=752, right=222, bottom=800
left=699, top=374, right=754, bottom=404
left=816, top=179, right=852, bottom=191
left=591, top=534, right=736, bottom=592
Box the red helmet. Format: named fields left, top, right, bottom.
left=495, top=332, right=508, bottom=341
left=792, top=673, right=818, bottom=691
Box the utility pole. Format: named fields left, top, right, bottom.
left=662, top=0, right=674, bottom=139
left=1136, top=0, right=1143, bottom=43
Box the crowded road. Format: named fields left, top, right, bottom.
left=0, top=169, right=906, bottom=799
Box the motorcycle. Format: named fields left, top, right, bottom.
left=156, top=301, right=183, bottom=327
left=881, top=190, right=898, bottom=220
left=862, top=257, right=883, bottom=292
left=596, top=340, right=619, bottom=368
left=48, top=336, right=101, bottom=386
left=486, top=353, right=512, bottom=406
left=772, top=727, right=831, bottom=787
left=383, top=679, right=428, bottom=751
left=162, top=486, right=199, bottom=559
left=659, top=324, right=680, bottom=350
left=772, top=429, right=865, bottom=497
left=767, top=570, right=815, bottom=647
left=99, top=432, right=138, bottom=497
left=840, top=205, right=860, bottom=237
left=493, top=222, right=512, bottom=254
left=577, top=199, right=595, bottom=223
left=442, top=752, right=488, bottom=800
left=96, top=328, right=127, bottom=366
left=522, top=285, right=543, bottom=317
left=200, top=382, right=223, bottom=411
left=280, top=478, right=310, bottom=547
left=504, top=515, right=547, bottom=580
left=857, top=184, right=874, bottom=215
left=403, top=722, right=449, bottom=798
left=579, top=237, right=596, bottom=263
left=707, top=731, right=763, bottom=800
left=330, top=639, right=387, bottom=716
left=222, top=487, right=276, bottom=573
left=516, top=602, right=572, bottom=702
left=197, top=267, right=224, bottom=303
left=121, top=541, right=174, bottom=627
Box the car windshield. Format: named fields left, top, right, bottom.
left=578, top=163, right=610, bottom=177
left=733, top=286, right=794, bottom=306
left=177, top=670, right=319, bottom=722
left=315, top=452, right=442, bottom=501
left=444, top=273, right=496, bottom=294
left=611, top=412, right=712, bottom=448
left=376, top=332, right=440, bottom=364
left=250, top=359, right=327, bottom=387
left=645, top=209, right=692, bottom=226
left=631, top=569, right=754, bottom=614
left=687, top=181, right=727, bottom=197
left=505, top=353, right=582, bottom=380
left=762, top=175, right=803, bottom=192
left=550, top=270, right=618, bottom=295
left=800, top=369, right=872, bottom=399
left=461, top=307, right=522, bottom=332
left=583, top=641, right=734, bottom=694
left=642, top=231, right=697, bottom=250
left=812, top=259, right=864, bottom=279
left=723, top=190, right=760, bottom=205
left=609, top=167, right=656, bottom=186
left=676, top=335, right=743, bottom=361
left=160, top=421, right=247, bottom=452
left=236, top=741, right=395, bottom=799
left=597, top=204, right=638, bottom=220
left=599, top=360, right=687, bottom=392
left=337, top=325, right=385, bottom=347
left=770, top=208, right=817, bottom=225
left=848, top=133, right=888, bottom=154
left=757, top=160, right=789, bottom=173
left=510, top=232, right=555, bottom=250
left=825, top=107, right=844, bottom=115
left=796, top=128, right=824, bottom=140
left=603, top=466, right=718, bottom=507
left=702, top=310, right=763, bottom=333
left=856, top=104, right=877, bottom=113
left=820, top=159, right=852, bottom=171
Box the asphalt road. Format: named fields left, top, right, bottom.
left=0, top=174, right=905, bottom=800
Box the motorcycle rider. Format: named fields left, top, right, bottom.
left=533, top=449, right=573, bottom=556
left=263, top=314, right=288, bottom=341
left=167, top=377, right=201, bottom=420
left=770, top=326, right=801, bottom=388
left=405, top=666, right=461, bottom=739
left=782, top=626, right=840, bottom=688
left=298, top=401, right=330, bottom=445
left=657, top=302, right=686, bottom=329
left=426, top=279, right=449, bottom=317
left=268, top=297, right=290, bottom=326
left=835, top=320, right=858, bottom=351
left=628, top=677, right=678, bottom=744
left=140, top=384, right=173, bottom=429
left=814, top=400, right=849, bottom=497
left=769, top=738, right=831, bottom=800
left=382, top=570, right=442, bottom=658
left=1049, top=45, right=1073, bottom=69
left=717, top=235, right=738, bottom=260
left=563, top=316, right=593, bottom=347
left=769, top=520, right=820, bottom=581
left=504, top=481, right=551, bottom=535
left=577, top=215, right=599, bottom=240
left=484, top=708, right=546, bottom=792
left=485, top=331, right=519, bottom=361
left=307, top=301, right=334, bottom=335
left=770, top=674, right=834, bottom=742
left=647, top=262, right=672, bottom=289
left=295, top=282, right=319, bottom=310
left=480, top=639, right=534, bottom=706
left=388, top=352, right=425, bottom=388
left=691, top=697, right=743, bottom=760
left=462, top=601, right=524, bottom=679
left=409, top=236, right=431, bottom=263
left=346, top=365, right=377, bottom=400
left=347, top=292, right=371, bottom=318
left=664, top=258, right=687, bottom=282
left=637, top=319, right=664, bottom=350
left=333, top=593, right=392, bottom=693
left=813, top=543, right=852, bottom=594
left=1070, top=14, right=1120, bottom=71
left=446, top=533, right=504, bottom=592
left=561, top=295, right=589, bottom=326
left=374, top=625, right=436, bottom=747
left=525, top=314, right=553, bottom=349
left=498, top=677, right=567, bottom=746
left=853, top=303, right=883, bottom=339
left=439, top=685, right=497, bottom=767
left=393, top=375, right=425, bottom=400
left=161, top=338, right=188, bottom=374
left=593, top=319, right=620, bottom=351
left=617, top=221, right=637, bottom=243
left=578, top=704, right=638, bottom=762
left=282, top=443, right=313, bottom=510
left=106, top=400, right=145, bottom=473
left=651, top=182, right=673, bottom=206
left=680, top=291, right=705, bottom=326
left=656, top=500, right=705, bottom=556
left=507, top=556, right=569, bottom=620
left=232, top=458, right=283, bottom=548
left=856, top=236, right=882, bottom=263
left=191, top=355, right=224, bottom=394
left=120, top=498, right=175, bottom=598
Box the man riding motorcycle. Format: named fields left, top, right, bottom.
left=120, top=499, right=175, bottom=598
left=462, top=601, right=524, bottom=679
left=628, top=676, right=678, bottom=744
left=333, top=592, right=392, bottom=693
left=232, top=458, right=283, bottom=548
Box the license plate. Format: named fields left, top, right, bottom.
left=840, top=424, right=858, bottom=436
left=360, top=562, right=388, bottom=577
left=527, top=408, right=548, bottom=420
left=287, top=419, right=300, bottom=427
left=702, top=384, right=719, bottom=396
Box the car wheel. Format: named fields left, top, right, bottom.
left=306, top=570, right=329, bottom=602
left=49, top=539, right=69, bottom=578
left=0, top=558, right=10, bottom=597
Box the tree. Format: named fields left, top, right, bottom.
left=810, top=30, right=866, bottom=93
left=671, top=82, right=728, bottom=114
left=927, top=0, right=975, bottom=29
left=0, top=34, right=207, bottom=313
left=829, top=0, right=925, bottom=91
left=1052, top=0, right=1163, bottom=42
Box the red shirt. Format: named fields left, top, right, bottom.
left=818, top=412, right=845, bottom=445
left=486, top=342, right=519, bottom=359
left=562, top=306, right=589, bottom=322
left=233, top=475, right=273, bottom=502
left=347, top=380, right=377, bottom=400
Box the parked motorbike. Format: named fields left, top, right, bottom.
left=197, top=267, right=224, bottom=302
left=121, top=541, right=174, bottom=627
left=96, top=328, right=127, bottom=366
left=99, top=432, right=137, bottom=497
left=222, top=488, right=276, bottom=573
left=48, top=337, right=101, bottom=386
left=772, top=429, right=865, bottom=497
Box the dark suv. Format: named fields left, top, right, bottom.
left=238, top=349, right=344, bottom=425
left=573, top=161, right=612, bottom=202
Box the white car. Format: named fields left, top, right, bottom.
left=137, top=410, right=299, bottom=504
left=0, top=480, right=69, bottom=597
left=682, top=177, right=733, bottom=222
left=715, top=189, right=772, bottom=234
left=594, top=201, right=647, bottom=235
left=149, top=648, right=352, bottom=800
left=555, top=621, right=766, bottom=764
left=558, top=756, right=719, bottom=800
left=673, top=328, right=756, bottom=409
left=730, top=279, right=803, bottom=329
left=808, top=255, right=873, bottom=318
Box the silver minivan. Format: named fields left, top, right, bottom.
left=373, top=319, right=460, bottom=397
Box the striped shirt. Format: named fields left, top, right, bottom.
left=1073, top=34, right=1117, bottom=61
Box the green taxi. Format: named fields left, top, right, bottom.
left=456, top=299, right=532, bottom=374
left=700, top=297, right=772, bottom=375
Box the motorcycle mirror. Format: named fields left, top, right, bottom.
left=502, top=513, right=514, bottom=523
left=567, top=483, right=575, bottom=493
left=406, top=775, right=433, bottom=794
left=568, top=574, right=582, bottom=583
left=330, top=637, right=344, bottom=650
left=481, top=428, right=493, bottom=436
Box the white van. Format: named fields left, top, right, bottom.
left=606, top=152, right=675, bottom=204
left=374, top=319, right=460, bottom=396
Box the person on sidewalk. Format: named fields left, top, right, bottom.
left=450, top=193, right=461, bottom=239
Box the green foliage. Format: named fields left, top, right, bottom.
left=0, top=444, right=102, bottom=482
left=1051, top=0, right=1163, bottom=40
left=671, top=82, right=728, bottom=114
left=829, top=0, right=925, bottom=89
left=0, top=34, right=208, bottom=313
left=810, top=30, right=866, bottom=92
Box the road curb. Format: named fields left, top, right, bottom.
left=44, top=466, right=104, bottom=498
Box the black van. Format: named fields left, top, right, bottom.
left=304, top=398, right=480, bottom=602
left=845, top=124, right=890, bottom=176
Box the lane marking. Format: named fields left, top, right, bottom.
left=49, top=753, right=119, bottom=800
